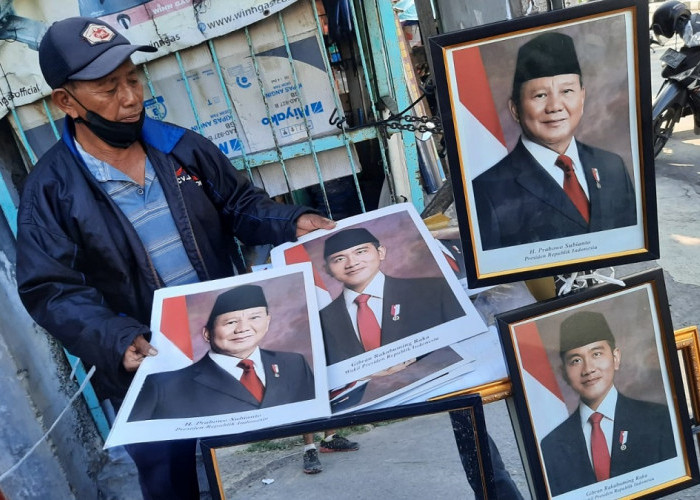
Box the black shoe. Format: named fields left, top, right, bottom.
left=319, top=435, right=359, bottom=453
left=303, top=449, right=323, bottom=474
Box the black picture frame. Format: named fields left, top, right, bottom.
left=429, top=0, right=658, bottom=287
left=199, top=395, right=495, bottom=499
left=496, top=268, right=698, bottom=499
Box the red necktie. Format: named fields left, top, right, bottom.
left=555, top=154, right=590, bottom=223
left=354, top=294, right=381, bottom=351
left=237, top=359, right=264, bottom=402
left=589, top=412, right=610, bottom=481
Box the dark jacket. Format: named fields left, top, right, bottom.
left=128, top=350, right=316, bottom=421
left=16, top=117, right=309, bottom=401
left=540, top=393, right=677, bottom=496
left=473, top=139, right=637, bottom=250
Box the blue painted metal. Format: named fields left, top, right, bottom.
left=10, top=108, right=38, bottom=165
left=349, top=1, right=395, bottom=202
left=207, top=40, right=255, bottom=183
left=278, top=12, right=333, bottom=217
left=359, top=3, right=392, bottom=101
left=42, top=99, right=60, bottom=139
left=175, top=51, right=204, bottom=135
left=244, top=25, right=296, bottom=200
left=0, top=177, right=17, bottom=236
left=309, top=0, right=368, bottom=214
left=229, top=127, right=378, bottom=169
left=369, top=0, right=424, bottom=211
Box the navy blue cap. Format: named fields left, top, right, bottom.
left=38, top=17, right=157, bottom=89
left=323, top=228, right=379, bottom=259
left=559, top=311, right=616, bottom=354
left=512, top=32, right=581, bottom=100
left=206, top=285, right=268, bottom=330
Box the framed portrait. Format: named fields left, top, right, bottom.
left=199, top=394, right=496, bottom=500
left=104, top=263, right=330, bottom=448
left=270, top=203, right=488, bottom=390
left=496, top=268, right=699, bottom=499
left=675, top=326, right=700, bottom=437
left=429, top=0, right=658, bottom=287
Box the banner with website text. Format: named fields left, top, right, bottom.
left=0, top=0, right=299, bottom=118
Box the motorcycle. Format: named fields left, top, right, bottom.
left=651, top=41, right=700, bottom=156
left=651, top=2, right=700, bottom=157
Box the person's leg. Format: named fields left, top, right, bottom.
left=486, top=434, right=524, bottom=500
left=125, top=439, right=199, bottom=500
left=450, top=411, right=523, bottom=500
left=302, top=433, right=322, bottom=474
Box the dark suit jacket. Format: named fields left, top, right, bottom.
left=473, top=139, right=637, bottom=250
left=540, top=393, right=677, bottom=496
left=319, top=276, right=464, bottom=364
left=128, top=349, right=315, bottom=421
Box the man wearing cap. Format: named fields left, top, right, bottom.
left=15, top=16, right=333, bottom=500
left=473, top=32, right=636, bottom=251
left=128, top=285, right=315, bottom=420
left=540, top=311, right=676, bottom=496
left=319, top=227, right=464, bottom=364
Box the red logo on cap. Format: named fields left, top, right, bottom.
left=82, top=23, right=116, bottom=45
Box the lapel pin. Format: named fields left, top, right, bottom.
left=391, top=304, right=400, bottom=321
left=272, top=364, right=280, bottom=378
left=592, top=168, right=601, bottom=189
left=619, top=430, right=628, bottom=451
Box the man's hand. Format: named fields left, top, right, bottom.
left=122, top=334, right=158, bottom=372
left=295, top=213, right=336, bottom=237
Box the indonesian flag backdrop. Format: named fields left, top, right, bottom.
left=512, top=285, right=670, bottom=446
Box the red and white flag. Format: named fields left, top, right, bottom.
left=157, top=295, right=195, bottom=365
left=284, top=245, right=333, bottom=309
left=451, top=46, right=508, bottom=179
left=514, top=321, right=570, bottom=438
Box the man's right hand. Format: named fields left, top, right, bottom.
left=122, top=334, right=158, bottom=372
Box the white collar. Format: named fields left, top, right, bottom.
left=342, top=271, right=385, bottom=308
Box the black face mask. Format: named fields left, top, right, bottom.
left=64, top=88, right=145, bottom=148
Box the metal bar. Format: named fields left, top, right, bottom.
left=230, top=127, right=379, bottom=169
left=0, top=177, right=17, bottom=236
left=309, top=0, right=367, bottom=215
left=174, top=51, right=204, bottom=136
left=244, top=25, right=296, bottom=200
left=207, top=40, right=255, bottom=183
left=142, top=63, right=158, bottom=103
left=10, top=108, right=38, bottom=165
left=351, top=1, right=396, bottom=203
left=373, top=0, right=424, bottom=211
left=277, top=11, right=333, bottom=217
left=42, top=99, right=60, bottom=140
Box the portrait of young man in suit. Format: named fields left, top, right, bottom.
left=540, top=311, right=676, bottom=496
left=318, top=227, right=464, bottom=365
left=472, top=31, right=637, bottom=250
left=129, top=284, right=315, bottom=420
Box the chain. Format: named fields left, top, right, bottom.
left=328, top=93, right=443, bottom=136
left=384, top=114, right=443, bottom=135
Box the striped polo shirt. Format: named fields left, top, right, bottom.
left=75, top=142, right=199, bottom=287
